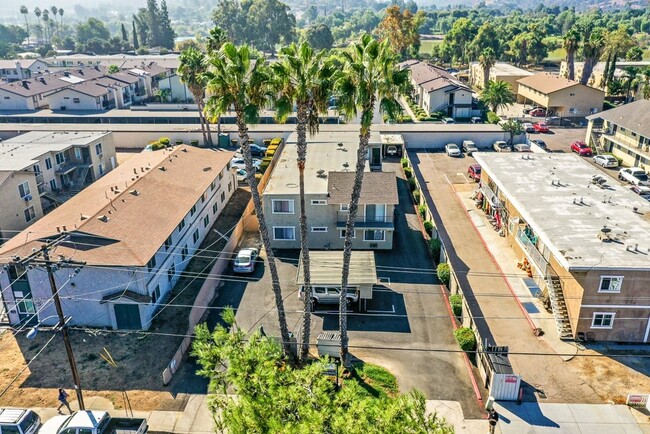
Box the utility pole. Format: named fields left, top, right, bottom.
left=13, top=234, right=86, bottom=410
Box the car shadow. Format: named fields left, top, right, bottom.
left=497, top=394, right=561, bottom=428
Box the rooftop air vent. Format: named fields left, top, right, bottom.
left=129, top=190, right=139, bottom=196
left=159, top=166, right=166, bottom=171
left=80, top=214, right=89, bottom=220
left=203, top=167, right=212, bottom=172
left=597, top=226, right=612, bottom=242
left=98, top=215, right=109, bottom=222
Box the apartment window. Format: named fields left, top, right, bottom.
left=201, top=192, right=207, bottom=204
left=177, top=218, right=185, bottom=232
left=212, top=203, right=218, bottom=215
left=591, top=313, right=615, bottom=329
left=23, top=206, right=36, bottom=223
left=228, top=182, right=232, bottom=192
left=74, top=148, right=82, bottom=160
left=599, top=276, right=623, bottom=293
left=190, top=204, right=197, bottom=217
left=311, top=199, right=327, bottom=205
left=192, top=229, right=200, bottom=244
left=45, top=157, right=52, bottom=170
left=18, top=182, right=31, bottom=199
left=311, top=227, right=328, bottom=232
left=272, top=199, right=294, bottom=214
left=73, top=97, right=80, bottom=103
left=363, top=230, right=385, bottom=241
left=98, top=163, right=105, bottom=176
left=203, top=214, right=210, bottom=228
left=220, top=191, right=226, bottom=203
left=95, top=143, right=103, bottom=156
left=55, top=152, right=65, bottom=165
left=210, top=180, right=216, bottom=191
left=340, top=230, right=356, bottom=239
left=146, top=255, right=157, bottom=271
left=181, top=245, right=188, bottom=261
left=49, top=179, right=57, bottom=190
left=151, top=285, right=161, bottom=303
left=218, top=172, right=223, bottom=180
left=340, top=204, right=349, bottom=211
left=168, top=263, right=176, bottom=282
left=273, top=226, right=295, bottom=240
left=164, top=235, right=172, bottom=250
left=33, top=164, right=41, bottom=174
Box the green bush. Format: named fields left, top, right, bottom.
left=423, top=220, right=433, bottom=236
left=403, top=167, right=412, bottom=178
left=412, top=189, right=420, bottom=204
left=190, top=140, right=199, bottom=147
left=429, top=238, right=441, bottom=261
left=437, top=262, right=450, bottom=286
left=408, top=177, right=416, bottom=191
left=449, top=294, right=462, bottom=317
left=149, top=141, right=165, bottom=151
left=487, top=112, right=500, bottom=124
left=454, top=327, right=476, bottom=352
left=260, top=162, right=270, bottom=173
left=418, top=204, right=427, bottom=219
left=401, top=158, right=409, bottom=168
left=159, top=137, right=170, bottom=146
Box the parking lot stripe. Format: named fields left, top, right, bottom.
left=367, top=304, right=395, bottom=314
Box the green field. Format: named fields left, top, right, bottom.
left=545, top=47, right=566, bottom=62
left=419, top=39, right=442, bottom=55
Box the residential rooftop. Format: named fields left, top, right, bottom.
left=474, top=152, right=650, bottom=271
left=488, top=62, right=533, bottom=76
left=517, top=73, right=598, bottom=94
left=327, top=172, right=398, bottom=205
left=586, top=100, right=650, bottom=139
left=401, top=60, right=470, bottom=92
left=296, top=251, right=377, bottom=286
left=0, top=131, right=111, bottom=171
left=264, top=131, right=380, bottom=196
left=0, top=145, right=234, bottom=266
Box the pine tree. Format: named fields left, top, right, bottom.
left=159, top=0, right=176, bottom=49
left=121, top=23, right=128, bottom=41
left=146, top=0, right=161, bottom=47
left=132, top=20, right=139, bottom=49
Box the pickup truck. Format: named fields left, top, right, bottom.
left=39, top=411, right=147, bottom=434
left=618, top=167, right=649, bottom=186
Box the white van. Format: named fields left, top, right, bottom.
left=0, top=409, right=40, bottom=434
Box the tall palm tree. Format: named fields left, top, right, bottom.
left=50, top=7, right=58, bottom=39
left=205, top=26, right=229, bottom=140
left=271, top=42, right=335, bottom=362
left=481, top=80, right=515, bottom=114
left=478, top=47, right=496, bottom=89
left=58, top=8, right=64, bottom=32
left=622, top=66, right=640, bottom=103
left=20, top=6, right=30, bottom=45
left=580, top=28, right=606, bottom=86
left=563, top=28, right=580, bottom=81
left=204, top=43, right=294, bottom=361
left=178, top=47, right=212, bottom=146
left=42, top=9, right=50, bottom=44
left=335, top=34, right=409, bottom=365
left=33, top=8, right=42, bottom=44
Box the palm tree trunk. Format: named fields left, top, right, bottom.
left=204, top=111, right=213, bottom=147
left=601, top=53, right=611, bottom=89
left=581, top=58, right=597, bottom=86
left=235, top=110, right=294, bottom=362
left=567, top=49, right=575, bottom=81
left=482, top=65, right=489, bottom=89
left=608, top=54, right=618, bottom=87
left=295, top=103, right=312, bottom=362
left=196, top=98, right=208, bottom=146
left=339, top=101, right=375, bottom=367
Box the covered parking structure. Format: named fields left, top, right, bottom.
left=296, top=251, right=377, bottom=312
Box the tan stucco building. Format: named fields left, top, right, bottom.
left=560, top=61, right=650, bottom=92
left=0, top=170, right=44, bottom=242
left=469, top=62, right=533, bottom=92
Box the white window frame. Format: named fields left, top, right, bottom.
left=18, top=181, right=31, bottom=199
left=33, top=163, right=41, bottom=174
left=591, top=312, right=615, bottom=329
left=598, top=276, right=623, bottom=293
left=340, top=204, right=349, bottom=211
left=311, top=199, right=327, bottom=205
left=74, top=148, right=82, bottom=160
left=95, top=142, right=103, bottom=156
left=24, top=206, right=36, bottom=223
left=45, top=157, right=52, bottom=170
left=339, top=230, right=356, bottom=239
left=55, top=152, right=65, bottom=165
left=273, top=226, right=296, bottom=241
left=311, top=227, right=328, bottom=233
left=363, top=229, right=386, bottom=242
left=272, top=199, right=295, bottom=214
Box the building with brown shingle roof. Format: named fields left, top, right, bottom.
left=516, top=73, right=604, bottom=117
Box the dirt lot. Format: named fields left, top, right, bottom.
left=0, top=189, right=251, bottom=411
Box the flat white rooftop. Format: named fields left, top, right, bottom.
left=0, top=131, right=110, bottom=171
left=264, top=131, right=379, bottom=196
left=474, top=153, right=650, bottom=271
left=491, top=62, right=534, bottom=76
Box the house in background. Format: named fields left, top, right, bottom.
left=0, top=145, right=236, bottom=330
left=559, top=61, right=650, bottom=92
left=0, top=59, right=49, bottom=82
left=469, top=62, right=533, bottom=92
left=516, top=73, right=605, bottom=117
left=263, top=131, right=398, bottom=250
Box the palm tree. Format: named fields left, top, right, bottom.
left=20, top=6, right=30, bottom=45
left=42, top=9, right=50, bottom=44
left=622, top=66, right=640, bottom=103
left=563, top=28, right=580, bottom=81
left=271, top=42, right=335, bottom=362
left=204, top=43, right=294, bottom=361
left=478, top=47, right=495, bottom=89
left=481, top=80, right=515, bottom=114
left=335, top=34, right=409, bottom=365
left=58, top=8, right=64, bottom=32
left=33, top=8, right=42, bottom=44
left=178, top=47, right=212, bottom=146
left=580, top=28, right=606, bottom=86
left=51, top=6, right=58, bottom=38
left=205, top=26, right=229, bottom=139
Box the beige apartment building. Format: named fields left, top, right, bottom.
left=0, top=171, right=44, bottom=243
left=516, top=73, right=604, bottom=117
left=560, top=61, right=650, bottom=92
left=474, top=153, right=650, bottom=343
left=469, top=62, right=532, bottom=91
left=263, top=131, right=398, bottom=250
left=586, top=99, right=650, bottom=170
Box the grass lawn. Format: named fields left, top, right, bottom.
left=419, top=39, right=442, bottom=55
left=545, top=47, right=566, bottom=62
left=344, top=362, right=399, bottom=399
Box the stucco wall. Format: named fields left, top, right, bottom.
left=0, top=171, right=44, bottom=241
left=46, top=90, right=100, bottom=111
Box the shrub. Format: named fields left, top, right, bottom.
left=429, top=237, right=441, bottom=261
left=418, top=204, right=427, bottom=219
left=159, top=137, right=170, bottom=146
left=149, top=141, right=165, bottom=151
left=454, top=327, right=476, bottom=352
left=401, top=158, right=409, bottom=168
left=190, top=140, right=199, bottom=147
left=437, top=262, right=450, bottom=286
left=260, top=162, right=270, bottom=173
left=403, top=167, right=412, bottom=179
left=487, top=111, right=500, bottom=124
left=423, top=220, right=433, bottom=236
left=265, top=149, right=277, bottom=158
left=408, top=177, right=416, bottom=192
left=175, top=139, right=183, bottom=145
left=449, top=294, right=462, bottom=317
left=412, top=189, right=420, bottom=204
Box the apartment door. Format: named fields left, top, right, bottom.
left=365, top=204, right=385, bottom=222
left=114, top=304, right=141, bottom=330
left=370, top=147, right=381, bottom=167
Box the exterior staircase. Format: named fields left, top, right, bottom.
left=70, top=166, right=91, bottom=194
left=546, top=275, right=573, bottom=340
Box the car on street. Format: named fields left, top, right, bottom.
left=522, top=122, right=535, bottom=133
left=462, top=140, right=478, bottom=155
left=533, top=122, right=550, bottom=133
left=233, top=248, right=259, bottom=273
left=470, top=116, right=484, bottom=124
left=231, top=157, right=261, bottom=172
left=236, top=168, right=247, bottom=183
left=0, top=408, right=40, bottom=434
left=570, top=141, right=593, bottom=156
left=386, top=145, right=399, bottom=156
left=593, top=154, right=619, bottom=168
left=445, top=143, right=462, bottom=157
left=299, top=285, right=359, bottom=309
left=513, top=144, right=532, bottom=152
left=468, top=164, right=481, bottom=182
left=493, top=141, right=511, bottom=152
left=248, top=144, right=267, bottom=157
left=530, top=139, right=549, bottom=152
left=523, top=106, right=543, bottom=114
left=529, top=108, right=546, bottom=117
left=619, top=167, right=649, bottom=186
left=442, top=117, right=455, bottom=124
left=631, top=185, right=650, bottom=200
left=39, top=411, right=147, bottom=434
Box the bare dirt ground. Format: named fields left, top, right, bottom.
left=0, top=189, right=251, bottom=411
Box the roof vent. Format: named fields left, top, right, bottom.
left=129, top=189, right=139, bottom=196
left=159, top=166, right=166, bottom=171
left=98, top=215, right=109, bottom=222
left=203, top=166, right=212, bottom=172
left=597, top=226, right=612, bottom=242
left=181, top=148, right=188, bottom=153
left=80, top=214, right=89, bottom=220
left=133, top=168, right=138, bottom=175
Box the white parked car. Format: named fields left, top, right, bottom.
left=0, top=409, right=40, bottom=434
left=236, top=168, right=247, bottom=183
left=513, top=144, right=532, bottom=152
left=619, top=167, right=649, bottom=186
left=462, top=140, right=478, bottom=155
left=233, top=248, right=259, bottom=273
left=445, top=143, right=462, bottom=157
left=593, top=155, right=619, bottom=168
left=442, top=117, right=455, bottom=124
left=231, top=157, right=261, bottom=172
left=522, top=122, right=535, bottom=133
left=299, top=285, right=359, bottom=309
left=493, top=141, right=511, bottom=152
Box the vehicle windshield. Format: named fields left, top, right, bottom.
left=579, top=143, right=587, bottom=148
left=235, top=255, right=251, bottom=265
left=19, top=412, right=39, bottom=432
left=474, top=167, right=481, bottom=174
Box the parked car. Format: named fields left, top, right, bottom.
left=386, top=145, right=399, bottom=156
left=445, top=143, right=462, bottom=157
left=513, top=144, right=532, bottom=152
left=39, top=411, right=147, bottom=434
left=631, top=185, right=650, bottom=200
left=493, top=141, right=511, bottom=152
left=570, top=141, right=593, bottom=156
left=231, top=157, right=261, bottom=172
left=593, top=154, right=619, bottom=168
left=442, top=117, right=455, bottom=124
left=522, top=122, right=535, bottom=133
left=0, top=408, right=40, bottom=434
left=529, top=108, right=546, bottom=117
left=468, top=164, right=481, bottom=182
left=470, top=117, right=484, bottom=124
left=533, top=122, right=550, bottom=133
left=248, top=144, right=267, bottom=157
left=236, top=168, right=247, bottom=183
left=523, top=106, right=543, bottom=114
left=299, top=285, right=359, bottom=309
left=619, top=167, right=649, bottom=186
left=462, top=140, right=478, bottom=155
left=530, top=139, right=549, bottom=152
left=233, top=248, right=259, bottom=273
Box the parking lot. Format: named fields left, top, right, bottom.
left=207, top=161, right=482, bottom=418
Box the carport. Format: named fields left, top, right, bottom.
left=296, top=250, right=377, bottom=312
left=380, top=133, right=405, bottom=157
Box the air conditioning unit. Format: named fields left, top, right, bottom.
left=24, top=194, right=32, bottom=201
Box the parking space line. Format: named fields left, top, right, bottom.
left=367, top=304, right=395, bottom=314
left=378, top=277, right=391, bottom=285
left=456, top=172, right=470, bottom=183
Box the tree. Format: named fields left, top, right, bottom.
left=33, top=8, right=42, bottom=44
left=305, top=5, right=318, bottom=23
left=211, top=0, right=247, bottom=45
left=0, top=24, right=28, bottom=45
left=626, top=46, right=643, bottom=62
left=478, top=47, right=495, bottom=89
left=443, top=18, right=477, bottom=65
left=580, top=27, right=606, bottom=86
left=121, top=23, right=128, bottom=41
left=146, top=0, right=161, bottom=47
left=132, top=21, right=139, bottom=49
left=375, top=5, right=425, bottom=58
left=622, top=66, right=640, bottom=102
left=481, top=80, right=515, bottom=114
left=206, top=25, right=228, bottom=55
left=42, top=9, right=50, bottom=44
left=58, top=8, right=64, bottom=32
left=247, top=0, right=296, bottom=52
left=271, top=42, right=334, bottom=362
left=107, top=64, right=120, bottom=73
left=51, top=6, right=58, bottom=38
left=335, top=34, right=409, bottom=364
left=562, top=27, right=580, bottom=81
left=159, top=0, right=176, bottom=49
left=501, top=119, right=524, bottom=146
left=204, top=43, right=294, bottom=360
left=20, top=6, right=30, bottom=45
left=192, top=308, right=454, bottom=433
left=600, top=26, right=634, bottom=89
left=468, top=22, right=501, bottom=60
left=304, top=24, right=334, bottom=51
left=178, top=47, right=212, bottom=146
left=76, top=18, right=110, bottom=46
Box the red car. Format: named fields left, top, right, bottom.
left=571, top=141, right=593, bottom=156
left=529, top=108, right=546, bottom=117
left=533, top=122, right=549, bottom=133
left=468, top=164, right=481, bottom=182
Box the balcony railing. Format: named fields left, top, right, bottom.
left=605, top=131, right=646, bottom=150
left=55, top=157, right=91, bottom=175
left=37, top=184, right=46, bottom=195
left=516, top=226, right=548, bottom=275
left=336, top=211, right=394, bottom=229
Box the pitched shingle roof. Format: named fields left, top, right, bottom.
left=0, top=66, right=107, bottom=97
left=327, top=172, right=398, bottom=205
left=403, top=60, right=470, bottom=93
left=517, top=73, right=600, bottom=94
left=587, top=99, right=650, bottom=138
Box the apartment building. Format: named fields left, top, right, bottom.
left=0, top=131, right=116, bottom=241
left=473, top=152, right=650, bottom=343
left=586, top=99, right=650, bottom=170
left=469, top=62, right=532, bottom=91
left=559, top=61, right=650, bottom=91
left=263, top=131, right=398, bottom=250
left=516, top=73, right=604, bottom=117
left=0, top=145, right=236, bottom=330
left=0, top=59, right=49, bottom=82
